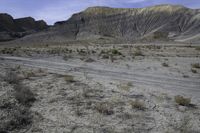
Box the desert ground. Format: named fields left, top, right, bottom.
left=0, top=42, right=200, bottom=133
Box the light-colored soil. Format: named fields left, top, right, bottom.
left=0, top=43, right=200, bottom=132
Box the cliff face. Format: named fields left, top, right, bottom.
left=0, top=13, right=48, bottom=41
left=51, top=5, right=200, bottom=43
left=2, top=5, right=200, bottom=43
left=0, top=14, right=18, bottom=32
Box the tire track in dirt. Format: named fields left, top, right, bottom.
left=1, top=56, right=200, bottom=97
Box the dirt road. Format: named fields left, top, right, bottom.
left=0, top=56, right=199, bottom=97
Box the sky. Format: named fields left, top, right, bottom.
left=0, top=0, right=200, bottom=25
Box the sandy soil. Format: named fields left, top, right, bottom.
left=0, top=43, right=200, bottom=133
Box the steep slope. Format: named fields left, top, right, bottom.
left=6, top=4, right=200, bottom=43
left=0, top=13, right=48, bottom=41
left=54, top=4, right=200, bottom=43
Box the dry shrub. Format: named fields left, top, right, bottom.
left=175, top=95, right=191, bottom=106
left=191, top=63, right=200, bottom=69
left=111, top=49, right=122, bottom=55
left=0, top=84, right=35, bottom=132
left=64, top=75, right=75, bottom=83
left=130, top=99, right=145, bottom=110
left=14, top=84, right=36, bottom=106
left=63, top=54, right=72, bottom=61
left=102, top=54, right=109, bottom=59
left=4, top=70, right=19, bottom=84
left=133, top=48, right=143, bottom=56
left=95, top=102, right=114, bottom=115
left=84, top=58, right=95, bottom=63
left=162, top=62, right=169, bottom=67
left=191, top=68, right=197, bottom=73
left=153, top=32, right=168, bottom=39
left=22, top=70, right=36, bottom=79
left=0, top=105, right=32, bottom=132
left=195, top=47, right=200, bottom=51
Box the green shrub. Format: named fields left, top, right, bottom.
left=111, top=49, right=122, bottom=55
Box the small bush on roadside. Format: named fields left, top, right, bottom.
left=64, top=75, right=75, bottom=83
left=95, top=102, right=114, bottom=115
left=84, top=58, right=95, bottom=63
left=195, top=47, right=200, bottom=51
left=4, top=70, right=19, bottom=84
left=22, top=70, right=36, bottom=79
left=130, top=99, right=145, bottom=110
left=175, top=95, right=191, bottom=106
left=133, top=48, right=143, bottom=56
left=14, top=84, right=36, bottom=106
left=162, top=62, right=169, bottom=67
left=111, top=49, right=122, bottom=55
left=191, top=68, right=197, bottom=73
left=191, top=63, right=200, bottom=69
left=63, top=55, right=71, bottom=61
left=102, top=54, right=109, bottom=59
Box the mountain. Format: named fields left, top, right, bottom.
left=2, top=4, right=200, bottom=43
left=0, top=13, right=48, bottom=41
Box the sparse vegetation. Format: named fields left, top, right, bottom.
left=102, top=54, right=109, bottom=59
left=64, top=74, right=75, bottom=83
left=63, top=54, right=72, bottom=61
left=84, top=58, right=95, bottom=63
left=14, top=84, right=36, bottom=106
left=191, top=68, right=197, bottom=73
left=175, top=95, right=191, bottom=106
left=191, top=63, right=200, bottom=69
left=130, top=99, right=145, bottom=110
left=162, top=62, right=169, bottom=67
left=133, top=48, right=143, bottom=56
left=153, top=32, right=168, bottom=39
left=95, top=102, right=114, bottom=115
left=111, top=49, right=122, bottom=55
left=99, top=49, right=122, bottom=60
left=0, top=5, right=200, bottom=132
left=0, top=104, right=33, bottom=132
left=119, top=82, right=132, bottom=91
left=22, top=70, right=36, bottom=79
left=0, top=70, right=36, bottom=132
left=195, top=46, right=200, bottom=51
left=4, top=69, right=20, bottom=84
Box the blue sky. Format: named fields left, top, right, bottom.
left=0, top=0, right=200, bottom=25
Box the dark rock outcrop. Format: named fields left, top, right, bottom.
left=0, top=13, right=18, bottom=32
left=0, top=14, right=48, bottom=41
